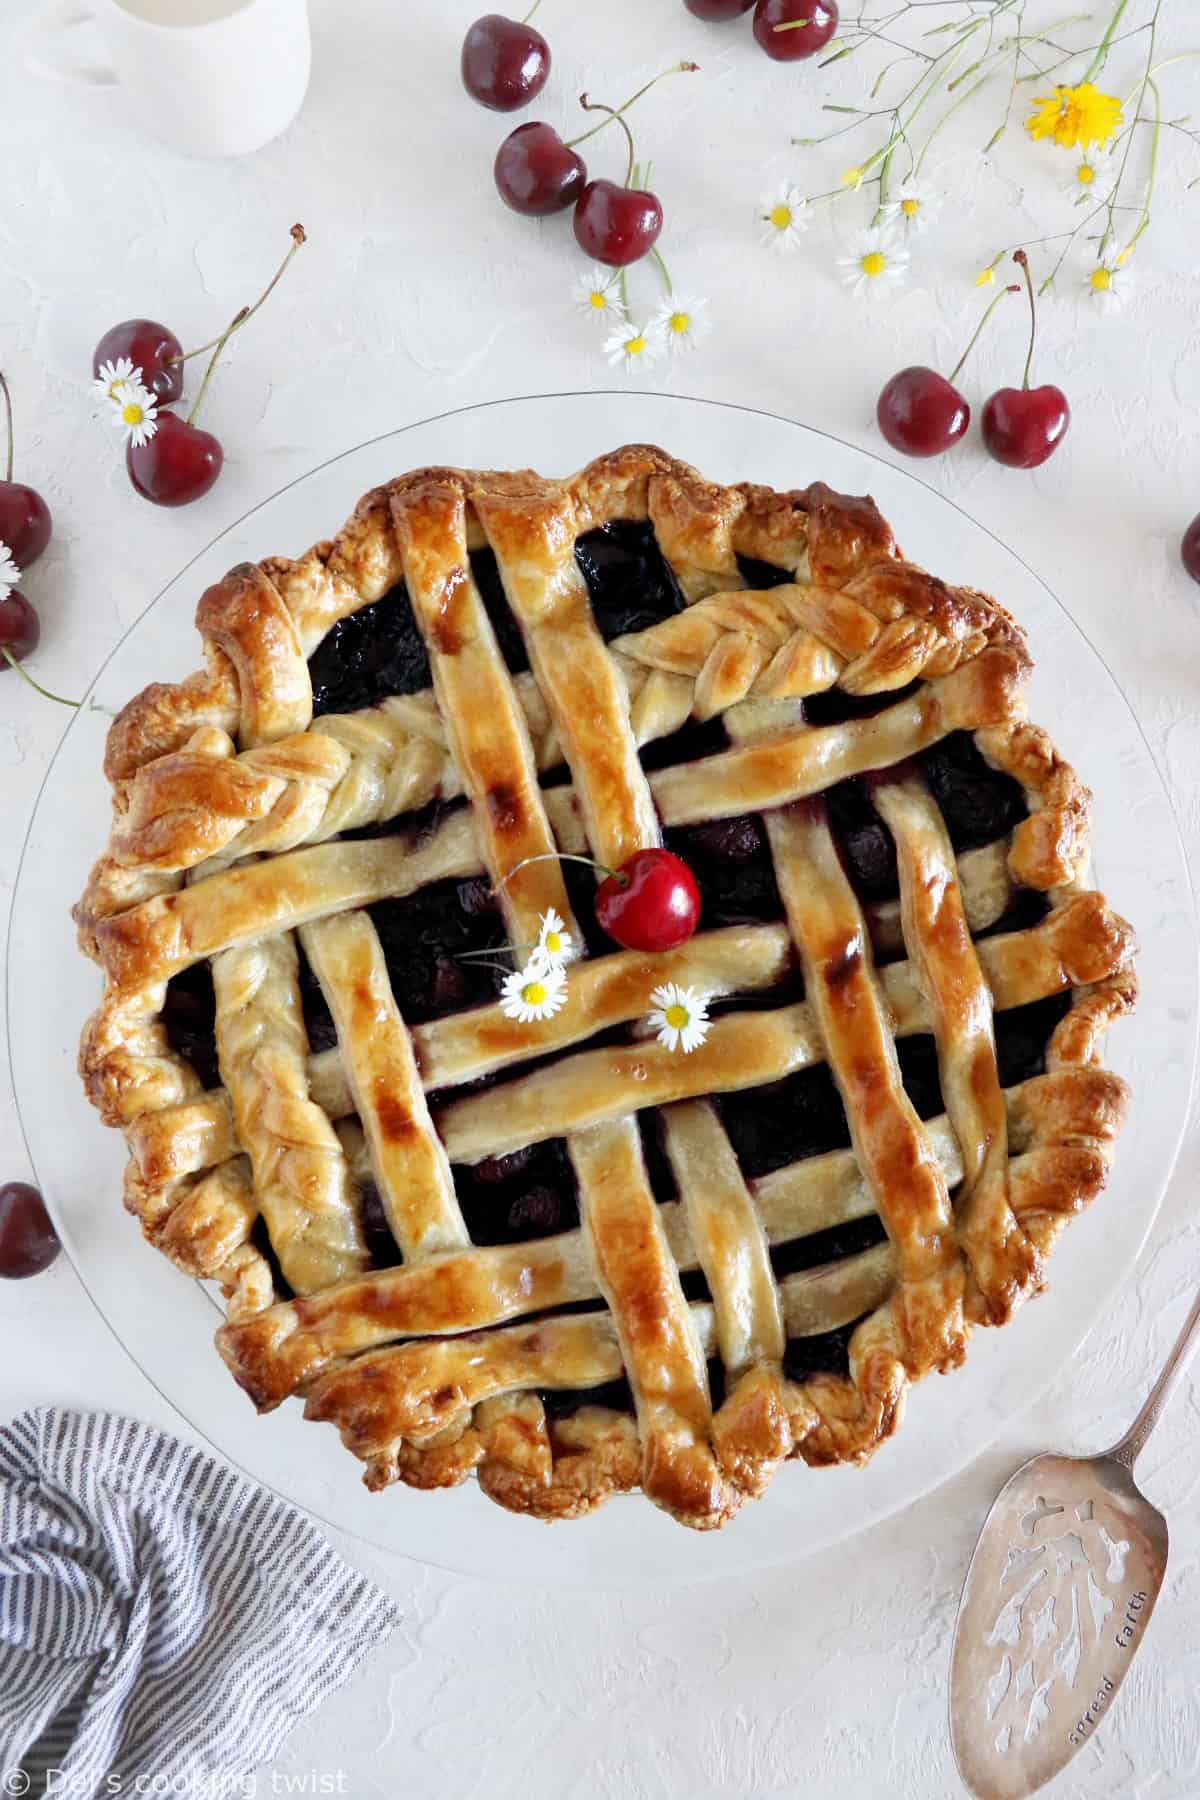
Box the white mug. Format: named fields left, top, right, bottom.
left=26, top=0, right=312, bottom=159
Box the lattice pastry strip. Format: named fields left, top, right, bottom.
left=75, top=446, right=1138, bottom=1531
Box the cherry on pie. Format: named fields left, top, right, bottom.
left=75, top=446, right=1136, bottom=1531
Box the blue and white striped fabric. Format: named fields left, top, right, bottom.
left=0, top=1409, right=399, bottom=1794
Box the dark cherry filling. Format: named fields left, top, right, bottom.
left=360, top=1179, right=401, bottom=1269
left=771, top=1216, right=887, bottom=1280
left=783, top=1317, right=864, bottom=1384
left=454, top=1138, right=580, bottom=1245
left=825, top=777, right=899, bottom=902
left=720, top=1065, right=851, bottom=1177
left=162, top=961, right=220, bottom=1089
left=574, top=520, right=688, bottom=637
left=370, top=877, right=506, bottom=1024
left=469, top=548, right=529, bottom=674
left=309, top=583, right=431, bottom=717
left=736, top=552, right=796, bottom=591
left=665, top=813, right=784, bottom=928
left=804, top=680, right=921, bottom=726
left=923, top=730, right=1027, bottom=853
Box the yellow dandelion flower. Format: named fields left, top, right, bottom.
left=1026, top=83, right=1123, bottom=152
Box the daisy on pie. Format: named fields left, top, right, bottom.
left=837, top=227, right=909, bottom=298
left=501, top=960, right=568, bottom=1024
left=759, top=182, right=808, bottom=253
left=573, top=266, right=623, bottom=323
left=650, top=293, right=711, bottom=356
left=1083, top=262, right=1133, bottom=313
left=93, top=357, right=139, bottom=403
left=109, top=382, right=158, bottom=448
left=0, top=542, right=20, bottom=599
left=647, top=983, right=711, bottom=1055
left=603, top=320, right=663, bottom=373
left=885, top=178, right=939, bottom=234
left=532, top=907, right=575, bottom=971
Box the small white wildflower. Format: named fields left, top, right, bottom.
left=885, top=177, right=940, bottom=234
left=759, top=182, right=809, bottom=253
left=1083, top=262, right=1134, bottom=313
left=837, top=226, right=909, bottom=299
left=0, top=543, right=21, bottom=600
left=500, top=960, right=568, bottom=1024
left=94, top=357, right=139, bottom=403
left=603, top=320, right=663, bottom=373
left=573, top=266, right=624, bottom=323
left=109, top=382, right=159, bottom=448
left=647, top=982, right=711, bottom=1055
left=532, top=907, right=575, bottom=971
left=650, top=293, right=711, bottom=356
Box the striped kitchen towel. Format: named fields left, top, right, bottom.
left=0, top=1409, right=399, bottom=1795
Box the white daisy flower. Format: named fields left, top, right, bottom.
left=109, top=382, right=159, bottom=448
left=1064, top=153, right=1113, bottom=206
left=1083, top=262, right=1133, bottom=313
left=0, top=543, right=20, bottom=600
left=837, top=227, right=909, bottom=299
left=603, top=320, right=663, bottom=373
left=759, top=182, right=809, bottom=253
left=885, top=178, right=940, bottom=234
left=650, top=294, right=711, bottom=356
left=500, top=960, right=568, bottom=1024
left=574, top=266, right=624, bottom=323
left=94, top=357, right=140, bottom=404
left=532, top=907, right=575, bottom=971
left=647, top=982, right=711, bottom=1055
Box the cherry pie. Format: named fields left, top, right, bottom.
left=75, top=446, right=1136, bottom=1531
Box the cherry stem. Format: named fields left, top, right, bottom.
left=0, top=371, right=12, bottom=483
left=1, top=646, right=80, bottom=707
left=578, top=96, right=636, bottom=187
left=522, top=0, right=543, bottom=17
left=566, top=63, right=698, bottom=152
left=946, top=284, right=1020, bottom=386
left=174, top=222, right=307, bottom=376
left=1013, top=249, right=1037, bottom=391
left=496, top=850, right=624, bottom=890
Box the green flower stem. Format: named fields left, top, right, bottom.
left=1100, top=0, right=1160, bottom=257
left=566, top=64, right=698, bottom=152
left=173, top=223, right=305, bottom=371
left=578, top=97, right=636, bottom=187
left=946, top=283, right=1019, bottom=385
left=1117, top=73, right=1161, bottom=261
left=1082, top=0, right=1131, bottom=84
left=497, top=850, right=622, bottom=890
left=1, top=647, right=81, bottom=707
left=649, top=246, right=672, bottom=295
left=0, top=370, right=13, bottom=483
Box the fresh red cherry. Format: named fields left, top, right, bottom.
left=877, top=368, right=969, bottom=458
left=127, top=410, right=223, bottom=507
left=574, top=179, right=663, bottom=266
left=495, top=122, right=586, bottom=214
left=981, top=249, right=1070, bottom=470
left=876, top=284, right=1018, bottom=459
left=0, top=590, right=40, bottom=667
left=93, top=318, right=184, bottom=405
left=0, top=373, right=52, bottom=568
left=1182, top=513, right=1200, bottom=585
left=982, top=385, right=1070, bottom=468
left=595, top=849, right=701, bottom=952
left=753, top=0, right=839, bottom=59
left=685, top=0, right=755, bottom=16
left=462, top=13, right=550, bottom=112
left=0, top=1181, right=61, bottom=1278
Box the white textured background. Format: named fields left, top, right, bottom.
left=2, top=1, right=1199, bottom=1794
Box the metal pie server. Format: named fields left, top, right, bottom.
left=949, top=1286, right=1200, bottom=1798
